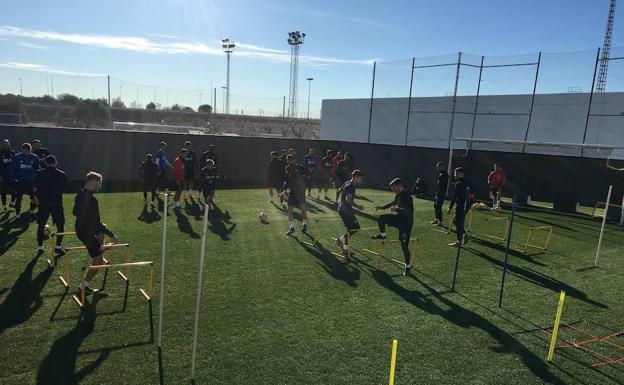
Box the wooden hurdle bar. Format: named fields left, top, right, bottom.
left=47, top=231, right=77, bottom=266
left=483, top=216, right=510, bottom=242
left=73, top=261, right=154, bottom=308
left=58, top=243, right=131, bottom=288
left=362, top=236, right=420, bottom=270
left=524, top=225, right=553, bottom=251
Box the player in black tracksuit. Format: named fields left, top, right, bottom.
left=200, top=159, right=223, bottom=209
left=284, top=155, right=309, bottom=235
left=432, top=162, right=449, bottom=226
left=335, top=170, right=364, bottom=255
left=318, top=150, right=334, bottom=200
left=448, top=167, right=472, bottom=246
left=32, top=139, right=51, bottom=168
left=200, top=145, right=218, bottom=168
left=0, top=139, right=16, bottom=211
left=139, top=154, right=161, bottom=206
left=267, top=151, right=285, bottom=204
left=183, top=141, right=199, bottom=199
left=35, top=155, right=67, bottom=253
left=73, top=172, right=118, bottom=295
left=372, top=178, right=414, bottom=276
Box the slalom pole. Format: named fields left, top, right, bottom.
left=594, top=185, right=612, bottom=267
left=157, top=193, right=168, bottom=348
left=547, top=291, right=566, bottom=362
left=388, top=339, right=398, bottom=385
left=190, top=204, right=210, bottom=380
left=451, top=188, right=470, bottom=291
left=498, top=194, right=517, bottom=308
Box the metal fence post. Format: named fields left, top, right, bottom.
left=367, top=61, right=376, bottom=144
left=447, top=52, right=462, bottom=149
left=581, top=48, right=601, bottom=157
left=469, top=56, right=485, bottom=149
left=404, top=57, right=415, bottom=146
left=522, top=52, right=542, bottom=152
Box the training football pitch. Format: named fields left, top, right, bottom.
left=0, top=189, right=622, bottom=385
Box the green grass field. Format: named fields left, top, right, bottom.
left=0, top=189, right=623, bottom=385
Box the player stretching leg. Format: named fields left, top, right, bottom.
left=372, top=178, right=414, bottom=276
left=335, top=170, right=364, bottom=255
left=284, top=155, right=309, bottom=235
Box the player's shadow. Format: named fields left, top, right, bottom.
left=371, top=270, right=567, bottom=385
left=0, top=216, right=31, bottom=256
left=0, top=252, right=53, bottom=335
left=208, top=205, right=236, bottom=241
left=292, top=236, right=360, bottom=287
left=462, top=246, right=608, bottom=309
left=184, top=201, right=203, bottom=221
left=36, top=296, right=109, bottom=385
left=303, top=200, right=326, bottom=214
left=354, top=194, right=373, bottom=203
left=307, top=197, right=337, bottom=212
left=137, top=205, right=162, bottom=224
left=273, top=204, right=303, bottom=221
left=174, top=209, right=200, bottom=239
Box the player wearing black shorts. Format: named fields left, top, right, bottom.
left=199, top=159, right=223, bottom=210
left=284, top=155, right=309, bottom=235
left=183, top=141, right=198, bottom=200
left=372, top=178, right=414, bottom=276
left=0, top=139, right=15, bottom=212
left=73, top=172, right=118, bottom=296
left=448, top=167, right=472, bottom=247
left=335, top=170, right=364, bottom=255
left=267, top=151, right=285, bottom=204
left=35, top=155, right=67, bottom=253
left=139, top=154, right=161, bottom=208
left=318, top=150, right=333, bottom=200
left=10, top=143, right=40, bottom=218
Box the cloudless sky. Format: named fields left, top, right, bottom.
left=0, top=0, right=621, bottom=115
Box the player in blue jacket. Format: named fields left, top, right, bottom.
left=10, top=143, right=40, bottom=218
left=155, top=141, right=172, bottom=191
left=303, top=147, right=318, bottom=197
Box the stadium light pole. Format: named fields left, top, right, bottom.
left=222, top=38, right=236, bottom=114
left=306, top=77, right=313, bottom=119
left=287, top=31, right=305, bottom=119
left=221, top=86, right=226, bottom=113
left=19, top=77, right=22, bottom=97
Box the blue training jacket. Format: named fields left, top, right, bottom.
left=10, top=153, right=39, bottom=182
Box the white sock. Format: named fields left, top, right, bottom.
left=55, top=245, right=62, bottom=250
left=302, top=219, right=308, bottom=225
left=380, top=232, right=386, bottom=237
left=339, top=235, right=345, bottom=242
left=288, top=221, right=295, bottom=229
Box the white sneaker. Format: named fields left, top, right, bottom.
left=55, top=246, right=63, bottom=252
left=37, top=246, right=44, bottom=252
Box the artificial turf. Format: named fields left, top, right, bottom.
left=0, top=189, right=622, bottom=385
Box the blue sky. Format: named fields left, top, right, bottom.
left=0, top=0, right=621, bottom=116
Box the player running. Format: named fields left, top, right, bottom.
left=448, top=167, right=472, bottom=247
left=35, top=155, right=67, bottom=254
left=155, top=141, right=172, bottom=192
left=335, top=170, right=364, bottom=255
left=73, top=171, right=118, bottom=297
left=318, top=149, right=334, bottom=200
left=372, top=178, right=415, bottom=276
left=487, top=163, right=507, bottom=212
left=431, top=162, right=449, bottom=226
left=0, top=139, right=15, bottom=212
left=284, top=154, right=309, bottom=235
left=199, top=159, right=224, bottom=210
left=10, top=143, right=40, bottom=219
left=183, top=141, right=198, bottom=200
left=303, top=148, right=318, bottom=197
left=172, top=148, right=187, bottom=209
left=267, top=151, right=285, bottom=204
left=139, top=154, right=161, bottom=208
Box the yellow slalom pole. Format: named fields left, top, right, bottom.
left=547, top=291, right=566, bottom=362
left=389, top=339, right=398, bottom=385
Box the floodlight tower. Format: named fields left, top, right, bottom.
left=222, top=38, right=236, bottom=114
left=597, top=0, right=617, bottom=93
left=287, top=31, right=305, bottom=119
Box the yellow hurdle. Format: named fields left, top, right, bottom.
left=73, top=261, right=154, bottom=308
left=524, top=225, right=554, bottom=251
left=47, top=231, right=78, bottom=266
left=432, top=211, right=473, bottom=234
left=483, top=216, right=510, bottom=242
left=389, top=339, right=398, bottom=385
left=58, top=243, right=131, bottom=288
left=547, top=291, right=566, bottom=362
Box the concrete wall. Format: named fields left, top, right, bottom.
left=321, top=92, right=624, bottom=159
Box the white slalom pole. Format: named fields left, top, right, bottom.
left=594, top=185, right=612, bottom=267
left=157, top=193, right=168, bottom=348
left=191, top=204, right=210, bottom=380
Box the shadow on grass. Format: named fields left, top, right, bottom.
left=208, top=205, right=236, bottom=241
left=0, top=252, right=53, bottom=335
left=137, top=204, right=162, bottom=224
left=0, top=215, right=32, bottom=256
left=273, top=202, right=303, bottom=221
left=371, top=270, right=567, bottom=385
left=184, top=200, right=203, bottom=221
left=463, top=246, right=608, bottom=309
left=470, top=237, right=546, bottom=267
left=36, top=296, right=108, bottom=385
left=291, top=235, right=361, bottom=287
left=174, top=208, right=200, bottom=239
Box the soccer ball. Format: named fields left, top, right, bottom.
left=258, top=212, right=268, bottom=223
left=43, top=224, right=51, bottom=237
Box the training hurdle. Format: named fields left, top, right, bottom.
left=362, top=235, right=420, bottom=270
left=483, top=216, right=510, bottom=242
left=545, top=290, right=624, bottom=367
left=47, top=231, right=78, bottom=266
left=72, top=261, right=154, bottom=308
left=524, top=225, right=553, bottom=250
left=58, top=243, right=131, bottom=288
left=432, top=211, right=474, bottom=234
